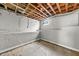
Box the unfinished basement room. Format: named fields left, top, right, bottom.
left=0, top=3, right=79, bottom=56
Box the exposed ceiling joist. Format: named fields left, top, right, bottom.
left=15, top=3, right=18, bottom=13
left=10, top=3, right=25, bottom=11
left=47, top=3, right=56, bottom=14
left=1, top=3, right=7, bottom=10
left=27, top=12, right=43, bottom=19
left=56, top=3, right=61, bottom=13
left=65, top=3, right=68, bottom=12
left=27, top=9, right=46, bottom=18
left=12, top=4, right=45, bottom=19
left=38, top=3, right=52, bottom=16
left=27, top=14, right=41, bottom=19
left=27, top=14, right=40, bottom=20
left=30, top=4, right=48, bottom=17
left=25, top=3, right=30, bottom=11
left=0, top=3, right=79, bottom=20
left=4, top=3, right=7, bottom=10
left=26, top=10, right=43, bottom=20
left=73, top=3, right=77, bottom=10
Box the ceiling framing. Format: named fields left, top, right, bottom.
left=0, top=3, right=79, bottom=20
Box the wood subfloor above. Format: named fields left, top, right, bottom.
left=0, top=40, right=79, bottom=56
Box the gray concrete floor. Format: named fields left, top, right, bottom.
left=0, top=40, right=79, bottom=56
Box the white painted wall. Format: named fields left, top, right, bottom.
left=0, top=9, right=22, bottom=32
left=41, top=12, right=78, bottom=30
left=0, top=9, right=40, bottom=53
left=0, top=9, right=40, bottom=32
left=20, top=17, right=40, bottom=32
left=0, top=31, right=39, bottom=53
left=41, top=11, right=79, bottom=51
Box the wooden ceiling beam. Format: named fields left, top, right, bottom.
left=26, top=11, right=43, bottom=19
left=15, top=3, right=18, bottom=13
left=27, top=15, right=41, bottom=19
left=27, top=8, right=45, bottom=18
left=33, top=14, right=43, bottom=19
left=26, top=12, right=43, bottom=19
left=47, top=3, right=56, bottom=14
left=30, top=4, right=48, bottom=17
left=27, top=15, right=40, bottom=20
left=25, top=3, right=30, bottom=11
left=4, top=3, right=42, bottom=20
left=1, top=3, right=8, bottom=10
left=1, top=3, right=79, bottom=21
left=10, top=3, right=25, bottom=11
left=65, top=3, right=68, bottom=12
left=11, top=3, right=43, bottom=19
left=33, top=10, right=46, bottom=18
left=56, top=3, right=61, bottom=13
left=4, top=3, right=7, bottom=10
left=33, top=14, right=43, bottom=20
left=38, top=3, right=52, bottom=16
left=73, top=3, right=77, bottom=10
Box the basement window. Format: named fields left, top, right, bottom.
left=43, top=20, right=49, bottom=25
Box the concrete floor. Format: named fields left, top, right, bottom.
left=0, top=40, right=79, bottom=56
